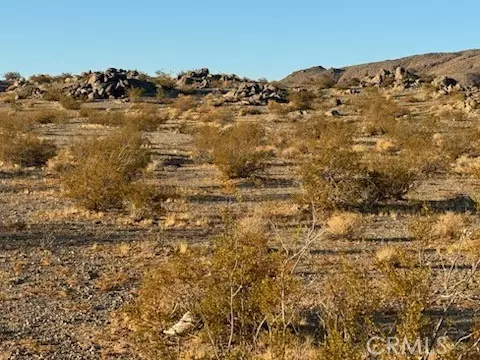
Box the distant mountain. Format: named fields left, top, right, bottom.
left=280, top=49, right=480, bottom=87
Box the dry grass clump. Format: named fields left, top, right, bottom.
left=79, top=108, right=126, bottom=127
left=80, top=107, right=167, bottom=131
left=59, top=95, right=81, bottom=110
left=432, top=212, right=467, bottom=241
left=268, top=100, right=292, bottom=115
left=126, top=87, right=144, bottom=102
left=301, top=147, right=418, bottom=211
left=197, top=105, right=235, bottom=124
left=29, top=109, right=70, bottom=124
left=325, top=212, right=362, bottom=239
left=295, top=116, right=356, bottom=152
left=0, top=132, right=56, bottom=167
left=194, top=122, right=272, bottom=178
left=59, top=127, right=167, bottom=213
left=173, top=95, right=198, bottom=112
left=288, top=90, right=316, bottom=111
left=239, top=106, right=263, bottom=116
left=124, top=180, right=177, bottom=220
left=356, top=89, right=409, bottom=136
left=122, top=217, right=300, bottom=359
left=375, top=138, right=398, bottom=153
left=0, top=111, right=56, bottom=167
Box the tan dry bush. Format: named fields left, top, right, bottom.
left=268, top=100, right=291, bottom=115
left=173, top=95, right=198, bottom=112
left=29, top=109, right=70, bottom=124
left=0, top=132, right=56, bottom=167
left=198, top=105, right=235, bottom=124
left=432, top=212, right=467, bottom=241
left=356, top=89, right=409, bottom=136
left=194, top=122, right=272, bottom=178
left=126, top=87, right=144, bottom=102
left=59, top=96, right=81, bottom=110
left=367, top=155, right=417, bottom=201
left=318, top=264, right=380, bottom=359
left=300, top=148, right=377, bottom=211
left=288, top=90, right=317, bottom=111
left=122, top=218, right=300, bottom=359
left=325, top=212, right=362, bottom=239
left=295, top=116, right=356, bottom=152
left=80, top=109, right=126, bottom=127
left=375, top=138, right=398, bottom=153
left=375, top=246, right=402, bottom=267
left=124, top=180, right=177, bottom=220
left=60, top=127, right=150, bottom=211
left=0, top=112, right=56, bottom=167
left=239, top=106, right=263, bottom=116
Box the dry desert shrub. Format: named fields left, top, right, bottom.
left=58, top=95, right=81, bottom=110
left=123, top=180, right=177, bottom=220
left=173, top=95, right=198, bottom=112
left=366, top=155, right=417, bottom=201
left=300, top=149, right=378, bottom=211
left=122, top=218, right=300, bottom=359
left=0, top=111, right=56, bottom=167
left=197, top=105, right=235, bottom=124
left=0, top=132, right=56, bottom=167
left=80, top=107, right=167, bottom=131
left=126, top=87, right=144, bottom=102
left=318, top=264, right=380, bottom=360
left=288, top=90, right=316, bottom=111
left=29, top=108, right=70, bottom=124
left=294, top=116, right=356, bottom=153
left=356, top=89, right=409, bottom=136
left=325, top=212, right=363, bottom=239
left=268, top=100, right=292, bottom=115
left=59, top=127, right=150, bottom=211
left=79, top=108, right=126, bottom=127
left=432, top=212, right=468, bottom=241
left=194, top=122, right=272, bottom=178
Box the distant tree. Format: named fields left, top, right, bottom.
left=4, top=72, right=21, bottom=81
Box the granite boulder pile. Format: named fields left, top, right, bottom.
left=65, top=68, right=157, bottom=100
left=224, top=82, right=288, bottom=105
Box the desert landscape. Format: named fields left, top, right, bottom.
left=2, top=49, right=480, bottom=359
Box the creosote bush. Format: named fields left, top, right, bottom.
left=288, top=90, right=316, bottom=111
left=59, top=127, right=168, bottom=213
left=0, top=111, right=56, bottom=167
left=123, top=217, right=300, bottom=359
left=194, top=122, right=272, bottom=178
left=59, top=95, right=81, bottom=110
left=299, top=119, right=419, bottom=211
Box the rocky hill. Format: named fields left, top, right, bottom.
left=281, top=49, right=480, bottom=87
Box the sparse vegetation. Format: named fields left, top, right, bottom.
left=194, top=122, right=272, bottom=178
left=59, top=127, right=153, bottom=211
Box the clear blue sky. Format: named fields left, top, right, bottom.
left=2, top=0, right=479, bottom=80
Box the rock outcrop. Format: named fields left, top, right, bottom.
left=176, top=68, right=243, bottom=89
left=65, top=68, right=157, bottom=100
left=224, top=82, right=288, bottom=105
